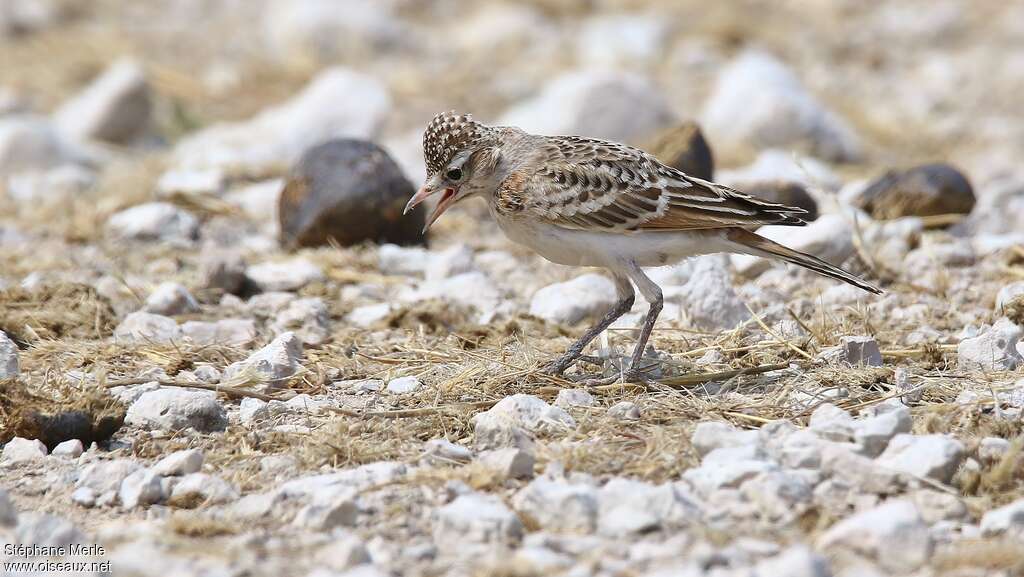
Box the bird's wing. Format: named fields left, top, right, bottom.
left=503, top=136, right=808, bottom=232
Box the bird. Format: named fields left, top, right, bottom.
left=404, top=111, right=882, bottom=384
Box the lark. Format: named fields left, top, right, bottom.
left=405, top=112, right=881, bottom=384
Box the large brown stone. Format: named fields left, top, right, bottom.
left=279, top=139, right=425, bottom=248
left=643, top=121, right=714, bottom=180
left=743, top=181, right=819, bottom=221
left=855, top=163, right=975, bottom=220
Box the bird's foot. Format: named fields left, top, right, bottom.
left=542, top=356, right=576, bottom=376
left=574, top=367, right=649, bottom=388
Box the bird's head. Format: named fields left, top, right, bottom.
left=404, top=111, right=502, bottom=232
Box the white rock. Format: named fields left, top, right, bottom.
left=733, top=213, right=855, bottom=278
left=223, top=331, right=303, bottom=389
left=119, top=468, right=163, bottom=509
left=819, top=443, right=903, bottom=495
left=378, top=243, right=429, bottom=276
left=173, top=68, right=390, bottom=177
left=422, top=439, right=472, bottom=464
left=247, top=258, right=324, bottom=292
left=346, top=303, right=391, bottom=328
left=293, top=490, right=358, bottom=531
left=199, top=249, right=247, bottom=294
left=76, top=459, right=142, bottom=501
left=314, top=534, right=371, bottom=571
left=996, top=282, right=1024, bottom=313
left=114, top=312, right=180, bottom=345
left=126, top=389, right=227, bottom=432
left=0, top=489, right=16, bottom=526
left=683, top=452, right=777, bottom=496
left=477, top=448, right=535, bottom=480
left=958, top=318, right=1023, bottom=371
left=754, top=546, right=831, bottom=577
left=875, top=434, right=965, bottom=484
left=2, top=437, right=47, bottom=463
left=854, top=401, right=912, bottom=457
left=830, top=336, right=883, bottom=367
left=554, top=389, right=596, bottom=409
left=224, top=178, right=283, bottom=224
left=499, top=70, right=676, bottom=144
left=106, top=202, right=199, bottom=245
left=530, top=274, right=617, bottom=325
left=664, top=256, right=749, bottom=331
left=472, top=394, right=576, bottom=451
left=153, top=449, right=204, bottom=477
left=6, top=164, right=95, bottom=204
left=262, top=0, right=402, bottom=62
left=51, top=439, right=83, bottom=458
left=702, top=50, right=860, bottom=161
left=980, top=499, right=1024, bottom=538
left=576, top=13, right=669, bottom=68
left=277, top=462, right=407, bottom=499
left=596, top=478, right=700, bottom=536
left=0, top=115, right=89, bottom=175
left=143, top=282, right=200, bottom=316
left=426, top=243, right=476, bottom=281
left=53, top=58, right=150, bottom=144
left=401, top=271, right=510, bottom=321
left=386, top=376, right=421, bottom=394
left=434, top=493, right=523, bottom=548
left=14, top=512, right=85, bottom=547
left=512, top=478, right=598, bottom=534
left=607, top=401, right=640, bottom=420
left=817, top=500, right=932, bottom=573
left=170, top=473, right=239, bottom=505
left=740, top=471, right=815, bottom=523
left=718, top=148, right=842, bottom=192
left=808, top=403, right=856, bottom=443
left=978, top=437, right=1011, bottom=464
left=691, top=421, right=760, bottom=457
left=0, top=330, right=19, bottom=378
left=272, top=297, right=330, bottom=345
left=156, top=168, right=226, bottom=198
left=180, top=318, right=257, bottom=346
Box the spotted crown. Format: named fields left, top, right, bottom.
left=422, top=111, right=495, bottom=177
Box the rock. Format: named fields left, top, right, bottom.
left=720, top=149, right=842, bottom=192
left=997, top=282, right=1024, bottom=315
left=6, top=164, right=95, bottom=205
left=854, top=401, right=912, bottom=457
left=277, top=462, right=407, bottom=498
left=754, top=546, right=831, bottom=577
left=224, top=179, right=283, bottom=226
left=379, top=244, right=430, bottom=276
left=119, top=468, right=163, bottom=509
left=822, top=336, right=883, bottom=367
left=0, top=330, right=19, bottom=378
left=400, top=272, right=510, bottom=322
left=153, top=449, right=204, bottom=477
left=51, top=439, right=83, bottom=458
left=271, top=297, right=330, bottom=345
left=434, top=493, right=523, bottom=548
left=180, top=318, right=257, bottom=346
left=477, top=448, right=535, bottom=480
left=53, top=58, right=151, bottom=144
left=0, top=115, right=90, bottom=175
left=733, top=213, right=854, bottom=278
left=76, top=459, right=142, bottom=503
left=817, top=500, right=932, bottom=573
left=957, top=318, right=1023, bottom=371
left=143, top=282, right=200, bottom=316
left=512, top=478, right=599, bottom=534
left=199, top=249, right=247, bottom=294
left=576, top=12, right=669, bottom=68
left=908, top=489, right=969, bottom=524
left=2, top=437, right=47, bottom=463
left=169, top=473, right=239, bottom=506
left=529, top=274, right=617, bottom=325
left=607, top=401, right=640, bottom=420
left=293, top=490, right=358, bottom=531
left=425, top=244, right=476, bottom=281
left=665, top=255, right=749, bottom=330
left=740, top=470, right=815, bottom=522
left=978, top=436, right=1011, bottom=464
left=278, top=139, right=422, bottom=249
left=0, top=489, right=16, bottom=526
left=156, top=168, right=226, bottom=198
left=422, top=439, right=472, bottom=465
left=683, top=451, right=777, bottom=496
left=314, top=534, right=371, bottom=571
left=702, top=50, right=861, bottom=162
left=875, top=434, right=965, bottom=484
left=741, top=181, right=819, bottom=221
left=246, top=258, right=324, bottom=292
left=346, top=303, right=392, bottom=328
left=499, top=70, right=676, bottom=144
left=819, top=443, right=903, bottom=494
left=643, top=121, right=714, bottom=180
left=854, top=164, right=975, bottom=220
left=114, top=312, right=180, bottom=345
left=125, top=389, right=227, bottom=432
left=262, top=0, right=403, bottom=62
left=472, top=394, right=575, bottom=450
left=554, top=389, right=596, bottom=409
left=223, top=331, right=303, bottom=388
left=691, top=421, right=760, bottom=457
left=386, top=376, right=421, bottom=394
left=172, top=68, right=390, bottom=177
left=980, top=499, right=1024, bottom=538
left=596, top=478, right=700, bottom=536
left=106, top=202, right=199, bottom=245
left=14, top=513, right=85, bottom=547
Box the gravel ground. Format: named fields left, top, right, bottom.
left=2, top=1, right=1024, bottom=576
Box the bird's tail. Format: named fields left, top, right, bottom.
left=726, top=228, right=882, bottom=295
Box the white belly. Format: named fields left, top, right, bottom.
left=494, top=211, right=731, bottom=268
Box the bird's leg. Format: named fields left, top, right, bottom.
left=619, top=262, right=665, bottom=383
left=543, top=274, right=634, bottom=376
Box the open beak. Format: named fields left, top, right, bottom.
left=404, top=185, right=457, bottom=234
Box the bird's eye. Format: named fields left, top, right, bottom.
left=446, top=168, right=463, bottom=181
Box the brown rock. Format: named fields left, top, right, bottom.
left=643, top=121, right=714, bottom=180
left=855, top=163, right=975, bottom=220
left=743, top=181, right=819, bottom=221
left=279, top=139, right=425, bottom=249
